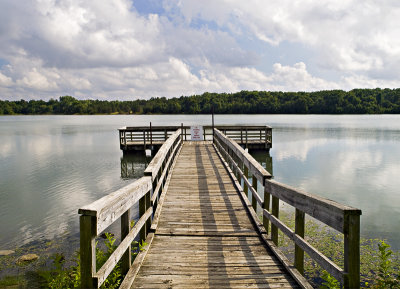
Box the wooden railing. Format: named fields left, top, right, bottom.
left=78, top=129, right=182, bottom=288
left=213, top=128, right=361, bottom=289
left=119, top=125, right=272, bottom=148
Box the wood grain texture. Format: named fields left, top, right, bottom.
left=264, top=179, right=361, bottom=233
left=128, top=143, right=302, bottom=288
left=79, top=176, right=152, bottom=235
left=214, top=129, right=271, bottom=185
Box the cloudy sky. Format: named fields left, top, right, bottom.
left=0, top=0, right=399, bottom=100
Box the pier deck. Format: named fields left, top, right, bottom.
left=129, top=142, right=299, bottom=288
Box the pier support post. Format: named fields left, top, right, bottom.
left=121, top=210, right=131, bottom=275
left=344, top=214, right=360, bottom=289
left=80, top=215, right=96, bottom=289
left=263, top=188, right=271, bottom=234
left=139, top=195, right=146, bottom=242
left=295, top=209, right=305, bottom=274
left=271, top=196, right=279, bottom=245
left=252, top=175, right=257, bottom=211
left=244, top=166, right=249, bottom=199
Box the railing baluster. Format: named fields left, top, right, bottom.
left=271, top=196, right=279, bottom=245
left=263, top=188, right=271, bottom=234
left=80, top=215, right=96, bottom=289
left=145, top=191, right=151, bottom=234
left=121, top=210, right=131, bottom=275
left=344, top=213, right=360, bottom=289
left=139, top=195, right=146, bottom=243
left=295, top=209, right=305, bottom=275
left=244, top=166, right=249, bottom=198
left=252, top=175, right=257, bottom=211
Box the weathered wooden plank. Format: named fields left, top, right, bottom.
left=79, top=176, right=152, bottom=235
left=119, top=233, right=155, bottom=289
left=139, top=266, right=287, bottom=274
left=263, top=208, right=345, bottom=284
left=150, top=144, right=183, bottom=232
left=80, top=215, right=96, bottom=289
left=215, top=138, right=264, bottom=207
left=120, top=210, right=131, bottom=276
left=144, top=130, right=181, bottom=180
left=214, top=129, right=271, bottom=184
left=151, top=133, right=181, bottom=204
left=94, top=207, right=152, bottom=287
left=344, top=213, right=360, bottom=289
left=265, top=179, right=361, bottom=233
left=294, top=209, right=305, bottom=275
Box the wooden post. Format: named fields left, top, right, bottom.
left=80, top=215, right=96, bottom=289
left=150, top=122, right=152, bottom=145
left=344, top=213, right=360, bottom=289
left=245, top=129, right=248, bottom=148
left=294, top=209, right=305, bottom=275
left=139, top=195, right=146, bottom=242
left=164, top=129, right=167, bottom=141
left=271, top=196, right=279, bottom=245
left=143, top=130, right=146, bottom=150
left=252, top=175, right=257, bottom=211
left=240, top=130, right=243, bottom=144
left=181, top=123, right=183, bottom=140
left=145, top=191, right=151, bottom=233
left=244, top=166, right=249, bottom=198
left=265, top=128, right=268, bottom=144
left=121, top=210, right=131, bottom=275
left=236, top=160, right=242, bottom=183
left=263, top=188, right=271, bottom=234
left=212, top=105, right=215, bottom=139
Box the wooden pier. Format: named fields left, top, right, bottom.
left=118, top=125, right=272, bottom=152
left=79, top=128, right=361, bottom=289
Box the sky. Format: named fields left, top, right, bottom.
left=0, top=0, right=399, bottom=100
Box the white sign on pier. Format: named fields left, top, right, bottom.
left=191, top=126, right=204, bottom=141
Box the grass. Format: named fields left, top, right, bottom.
left=265, top=210, right=400, bottom=288
left=0, top=275, right=26, bottom=288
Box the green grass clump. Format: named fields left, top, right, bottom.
left=268, top=211, right=400, bottom=288
left=0, top=275, right=26, bottom=288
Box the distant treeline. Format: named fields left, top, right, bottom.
left=1, top=88, right=400, bottom=115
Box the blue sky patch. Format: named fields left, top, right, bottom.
left=132, top=0, right=165, bottom=15
left=0, top=58, right=9, bottom=67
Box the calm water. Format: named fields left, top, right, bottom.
left=0, top=115, right=399, bottom=251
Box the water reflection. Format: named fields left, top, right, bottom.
left=271, top=128, right=400, bottom=250
left=250, top=151, right=274, bottom=177
left=120, top=152, right=150, bottom=179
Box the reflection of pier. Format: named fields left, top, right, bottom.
left=120, top=153, right=150, bottom=179
left=118, top=125, right=272, bottom=153
left=251, top=150, right=274, bottom=177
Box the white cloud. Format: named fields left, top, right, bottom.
left=170, top=0, right=400, bottom=77
left=0, top=72, right=12, bottom=86
left=0, top=0, right=399, bottom=99
left=267, top=62, right=340, bottom=91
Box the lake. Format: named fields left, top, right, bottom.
left=0, top=115, right=399, bottom=252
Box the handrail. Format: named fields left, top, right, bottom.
left=79, top=129, right=182, bottom=288
left=119, top=125, right=272, bottom=147
left=213, top=128, right=361, bottom=289
left=214, top=129, right=271, bottom=185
